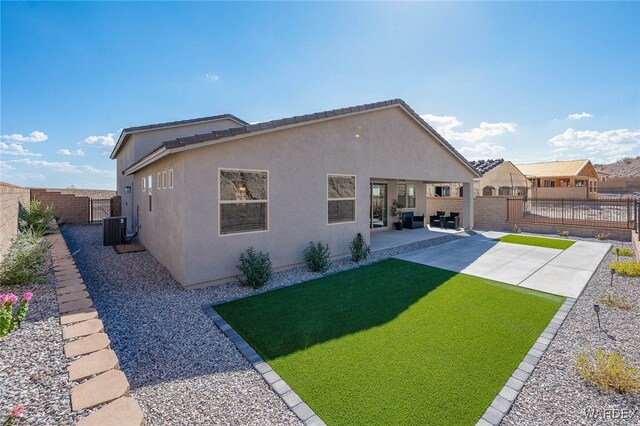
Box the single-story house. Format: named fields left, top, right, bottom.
left=111, top=99, right=479, bottom=288
left=515, top=159, right=599, bottom=199
left=470, top=159, right=531, bottom=197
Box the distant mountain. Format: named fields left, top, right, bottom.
left=595, top=156, right=640, bottom=178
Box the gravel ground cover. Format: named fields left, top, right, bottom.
left=503, top=237, right=640, bottom=426
left=62, top=225, right=464, bottom=425
left=0, top=268, right=80, bottom=425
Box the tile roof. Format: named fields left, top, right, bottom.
left=469, top=159, right=505, bottom=176
left=515, top=160, right=590, bottom=177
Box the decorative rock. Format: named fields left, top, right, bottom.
left=75, top=397, right=143, bottom=426
left=62, top=319, right=103, bottom=340
left=58, top=290, right=90, bottom=304
left=60, top=308, right=98, bottom=325
left=67, top=349, right=119, bottom=382
left=59, top=298, right=93, bottom=314
left=64, top=333, right=110, bottom=358
left=70, top=370, right=130, bottom=411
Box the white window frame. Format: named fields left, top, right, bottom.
left=168, top=169, right=174, bottom=189
left=327, top=173, right=357, bottom=225
left=147, top=175, right=152, bottom=194
left=142, top=177, right=146, bottom=192
left=157, top=173, right=161, bottom=189
left=397, top=182, right=416, bottom=208
left=162, top=171, right=167, bottom=189
left=218, top=168, right=269, bottom=236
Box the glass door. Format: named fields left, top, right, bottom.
left=370, top=183, right=387, bottom=229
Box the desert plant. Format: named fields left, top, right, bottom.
left=303, top=241, right=331, bottom=273
left=2, top=406, right=25, bottom=426
left=237, top=247, right=272, bottom=289
left=575, top=349, right=640, bottom=396
left=390, top=200, right=405, bottom=223
left=18, top=200, right=55, bottom=235
left=612, top=247, right=634, bottom=257
left=609, top=261, right=640, bottom=276
left=0, top=235, right=50, bottom=286
left=557, top=230, right=570, bottom=238
left=0, top=292, right=32, bottom=337
left=512, top=224, right=522, bottom=233
left=595, top=233, right=610, bottom=241
left=598, top=295, right=635, bottom=311
left=350, top=233, right=371, bottom=262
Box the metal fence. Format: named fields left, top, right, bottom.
left=90, top=198, right=112, bottom=223
left=507, top=198, right=639, bottom=230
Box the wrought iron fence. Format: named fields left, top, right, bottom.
left=507, top=198, right=638, bottom=230
left=90, top=198, right=112, bottom=223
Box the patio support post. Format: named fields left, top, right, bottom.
left=462, top=181, right=473, bottom=230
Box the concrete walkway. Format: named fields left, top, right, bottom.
left=394, top=234, right=611, bottom=298
left=370, top=226, right=465, bottom=251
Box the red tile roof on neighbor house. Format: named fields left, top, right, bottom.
left=122, top=99, right=480, bottom=178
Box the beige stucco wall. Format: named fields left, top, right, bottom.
left=133, top=105, right=477, bottom=288
left=475, top=162, right=531, bottom=197
left=533, top=186, right=589, bottom=199
left=0, top=182, right=31, bottom=261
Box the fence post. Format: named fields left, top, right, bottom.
left=561, top=199, right=564, bottom=225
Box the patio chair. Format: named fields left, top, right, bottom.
left=404, top=212, right=425, bottom=229
left=443, top=212, right=460, bottom=230
left=429, top=211, right=446, bottom=228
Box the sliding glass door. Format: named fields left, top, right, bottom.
left=370, top=183, right=387, bottom=229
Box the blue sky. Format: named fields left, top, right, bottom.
left=1, top=1, right=639, bottom=189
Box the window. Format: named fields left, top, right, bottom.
left=219, top=169, right=268, bottom=234
left=543, top=180, right=555, bottom=188
left=397, top=183, right=416, bottom=208
left=575, top=179, right=586, bottom=187
left=142, top=177, right=146, bottom=192
left=157, top=173, right=161, bottom=189
left=498, top=186, right=512, bottom=196
left=482, top=186, right=495, bottom=196
left=148, top=175, right=152, bottom=212
left=168, top=169, right=174, bottom=189
left=162, top=171, right=167, bottom=189
left=435, top=185, right=450, bottom=197
left=328, top=174, right=356, bottom=224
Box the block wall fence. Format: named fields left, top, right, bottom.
left=0, top=182, right=31, bottom=261
left=31, top=189, right=91, bottom=225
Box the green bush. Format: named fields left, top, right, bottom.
left=609, top=261, right=640, bottom=276
left=303, top=241, right=331, bottom=273
left=237, top=247, right=272, bottom=289
left=575, top=349, right=640, bottom=396
left=350, top=233, right=371, bottom=262
left=612, top=247, right=634, bottom=257
left=19, top=200, right=56, bottom=235
left=0, top=234, right=50, bottom=286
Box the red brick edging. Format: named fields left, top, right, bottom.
left=47, top=224, right=143, bottom=425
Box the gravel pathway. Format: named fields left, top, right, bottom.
left=0, top=266, right=79, bottom=425
left=61, top=225, right=463, bottom=425
left=503, top=238, right=640, bottom=426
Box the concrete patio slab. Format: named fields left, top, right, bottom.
left=548, top=240, right=612, bottom=272
left=370, top=227, right=465, bottom=251
left=518, top=265, right=595, bottom=298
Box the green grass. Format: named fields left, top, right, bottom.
left=495, top=234, right=575, bottom=250
left=215, top=259, right=564, bottom=425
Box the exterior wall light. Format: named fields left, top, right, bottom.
left=124, top=186, right=131, bottom=193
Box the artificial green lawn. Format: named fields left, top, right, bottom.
left=495, top=234, right=575, bottom=250
left=215, top=259, right=564, bottom=425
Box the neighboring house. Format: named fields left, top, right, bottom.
left=470, top=159, right=531, bottom=197
left=111, top=99, right=479, bottom=288
left=597, top=170, right=610, bottom=182
left=515, top=159, right=599, bottom=199
left=425, top=182, right=463, bottom=197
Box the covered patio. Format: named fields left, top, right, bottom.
left=370, top=226, right=465, bottom=251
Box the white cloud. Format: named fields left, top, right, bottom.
left=205, top=73, right=220, bottom=80
left=9, top=158, right=115, bottom=178
left=458, top=143, right=506, bottom=159
left=548, top=128, right=640, bottom=162
left=567, top=112, right=592, bottom=120
left=80, top=133, right=115, bottom=147
left=57, top=148, right=85, bottom=156
left=0, top=130, right=48, bottom=143
left=0, top=142, right=42, bottom=157
left=421, top=113, right=516, bottom=144
left=10, top=172, right=46, bottom=181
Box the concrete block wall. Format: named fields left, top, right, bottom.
left=0, top=182, right=31, bottom=261
left=110, top=196, right=122, bottom=217
left=426, top=197, right=465, bottom=223
left=31, top=189, right=90, bottom=224
left=473, top=196, right=512, bottom=231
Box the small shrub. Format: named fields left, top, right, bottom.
left=0, top=235, right=50, bottom=286
left=237, top=247, right=272, bottom=289
left=2, top=405, right=25, bottom=426
left=0, top=292, right=32, bottom=337
left=303, top=241, right=331, bottom=273
left=609, top=261, right=640, bottom=276
left=612, top=247, right=634, bottom=257
left=575, top=349, right=640, bottom=396
left=598, top=295, right=635, bottom=311
left=595, top=232, right=610, bottom=241
left=512, top=224, right=522, bottom=233
left=350, top=233, right=371, bottom=262
left=557, top=230, right=570, bottom=238
left=19, top=200, right=55, bottom=235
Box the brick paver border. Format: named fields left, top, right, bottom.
left=476, top=297, right=577, bottom=426
left=203, top=304, right=327, bottom=426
